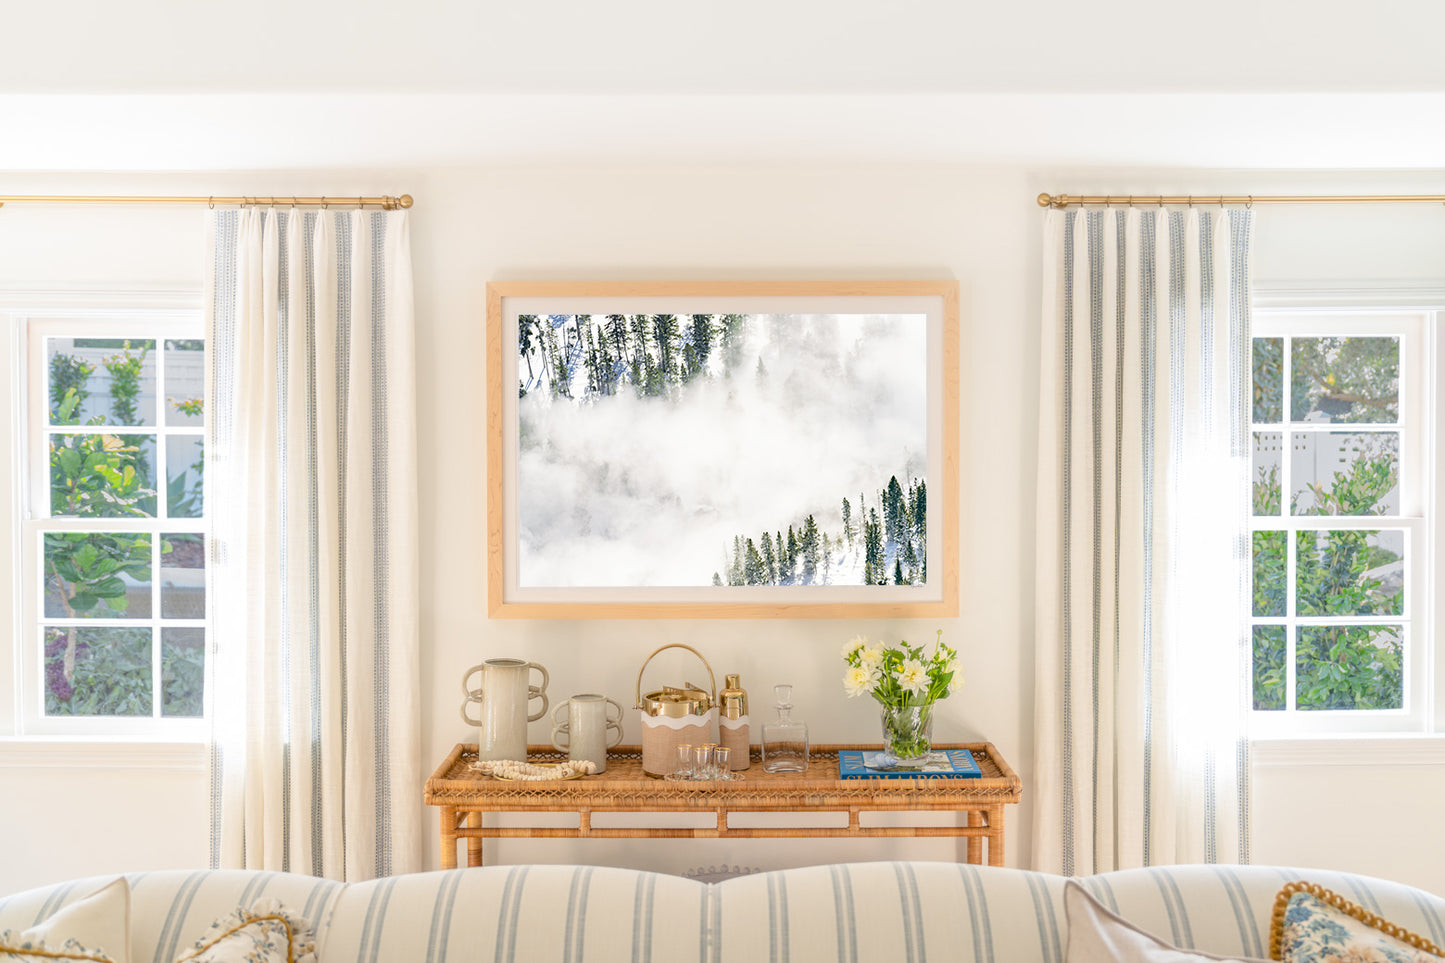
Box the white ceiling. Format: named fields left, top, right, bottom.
left=4, top=0, right=1445, bottom=170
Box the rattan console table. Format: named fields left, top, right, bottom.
left=425, top=742, right=1021, bottom=869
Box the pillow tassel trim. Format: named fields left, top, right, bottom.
left=1269, top=880, right=1445, bottom=961
left=0, top=930, right=116, bottom=962
left=173, top=899, right=317, bottom=963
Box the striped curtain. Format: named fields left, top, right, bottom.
left=1033, top=207, right=1253, bottom=876
left=205, top=207, right=422, bottom=880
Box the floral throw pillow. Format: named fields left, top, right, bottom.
left=1271, top=882, right=1445, bottom=963
left=172, top=900, right=316, bottom=963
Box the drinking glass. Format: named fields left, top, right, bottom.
left=694, top=744, right=717, bottom=780
left=713, top=746, right=731, bottom=780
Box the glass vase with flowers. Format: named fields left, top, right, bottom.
left=841, top=630, right=960, bottom=768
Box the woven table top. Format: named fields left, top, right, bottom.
left=425, top=743, right=1022, bottom=810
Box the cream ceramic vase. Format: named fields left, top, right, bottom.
left=550, top=694, right=625, bottom=773
left=460, top=658, right=550, bottom=761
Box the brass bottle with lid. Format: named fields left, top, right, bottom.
left=719, top=674, right=751, bottom=770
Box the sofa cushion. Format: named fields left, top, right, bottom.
left=321, top=865, right=708, bottom=963
left=1065, top=881, right=1268, bottom=962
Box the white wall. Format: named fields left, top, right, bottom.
left=1, top=165, right=1443, bottom=897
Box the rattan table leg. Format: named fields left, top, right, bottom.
left=466, top=811, right=484, bottom=868
left=966, top=810, right=983, bottom=864
left=987, top=806, right=1005, bottom=867
left=440, top=806, right=459, bottom=870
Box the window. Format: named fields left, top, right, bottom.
left=1249, top=310, right=1430, bottom=735
left=18, top=315, right=207, bottom=736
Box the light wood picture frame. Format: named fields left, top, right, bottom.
left=486, top=281, right=959, bottom=619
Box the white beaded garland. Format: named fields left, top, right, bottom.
left=469, top=759, right=598, bottom=780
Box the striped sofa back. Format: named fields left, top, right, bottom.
left=2, top=862, right=1441, bottom=963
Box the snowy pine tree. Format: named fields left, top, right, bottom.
left=743, top=538, right=766, bottom=585
left=863, top=510, right=884, bottom=585
left=760, top=532, right=777, bottom=585
left=801, top=514, right=820, bottom=585
left=884, top=475, right=906, bottom=546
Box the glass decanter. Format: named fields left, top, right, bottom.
left=761, top=684, right=809, bottom=773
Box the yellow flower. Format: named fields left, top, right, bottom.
left=859, top=645, right=885, bottom=671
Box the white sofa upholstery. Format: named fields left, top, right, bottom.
left=3, top=861, right=1442, bottom=962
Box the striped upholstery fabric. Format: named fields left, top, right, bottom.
left=2, top=863, right=1440, bottom=963
left=0, top=871, right=344, bottom=963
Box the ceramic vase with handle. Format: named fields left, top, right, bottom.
left=460, top=658, right=550, bottom=761
left=551, top=694, right=624, bottom=773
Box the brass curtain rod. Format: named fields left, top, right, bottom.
left=0, top=193, right=413, bottom=211
left=1039, top=192, right=1445, bottom=209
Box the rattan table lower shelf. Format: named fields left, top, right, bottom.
left=425, top=742, right=1022, bottom=868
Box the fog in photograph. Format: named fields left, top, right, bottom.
left=516, top=312, right=928, bottom=587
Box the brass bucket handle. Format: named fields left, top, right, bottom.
left=634, top=642, right=717, bottom=709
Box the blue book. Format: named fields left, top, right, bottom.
left=838, top=748, right=982, bottom=779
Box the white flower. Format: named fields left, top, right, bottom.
left=841, top=635, right=870, bottom=659
left=843, top=665, right=878, bottom=698
left=858, top=645, right=885, bottom=671
left=898, top=658, right=928, bottom=696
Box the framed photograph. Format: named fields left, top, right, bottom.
left=486, top=281, right=959, bottom=618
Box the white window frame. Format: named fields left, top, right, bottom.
left=1249, top=303, right=1435, bottom=738
left=12, top=307, right=208, bottom=740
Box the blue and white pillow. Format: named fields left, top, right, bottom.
left=1273, top=883, right=1445, bottom=963
left=172, top=899, right=315, bottom=963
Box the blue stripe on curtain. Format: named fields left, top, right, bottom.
left=301, top=208, right=324, bottom=879
left=368, top=210, right=394, bottom=877
left=1086, top=211, right=1104, bottom=867
left=1060, top=211, right=1077, bottom=876
left=1138, top=209, right=1158, bottom=869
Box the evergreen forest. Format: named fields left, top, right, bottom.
left=518, top=312, right=751, bottom=401
left=714, top=474, right=927, bottom=587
